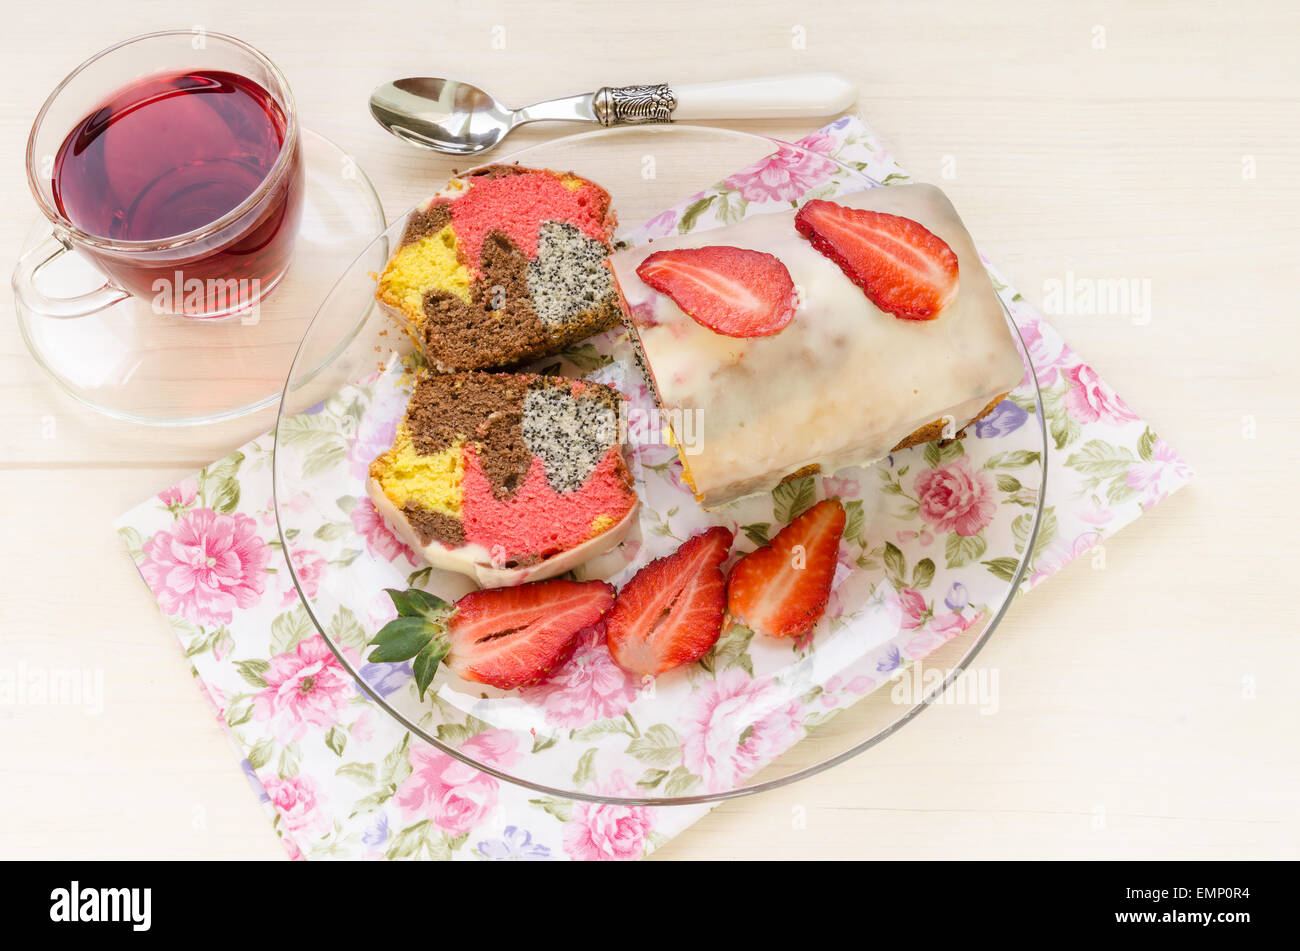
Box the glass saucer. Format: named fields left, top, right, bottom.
left=13, top=128, right=387, bottom=426
left=274, top=125, right=1047, bottom=806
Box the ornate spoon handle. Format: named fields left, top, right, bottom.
left=593, top=74, right=856, bottom=126
left=592, top=84, right=677, bottom=125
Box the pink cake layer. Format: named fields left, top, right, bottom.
left=460, top=445, right=634, bottom=561
left=448, top=171, right=612, bottom=272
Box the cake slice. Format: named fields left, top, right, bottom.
left=367, top=371, right=639, bottom=586
left=375, top=164, right=621, bottom=371
left=608, top=183, right=1025, bottom=508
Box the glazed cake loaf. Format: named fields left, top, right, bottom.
left=608, top=183, right=1025, bottom=508
left=367, top=371, right=639, bottom=586
left=375, top=165, right=621, bottom=371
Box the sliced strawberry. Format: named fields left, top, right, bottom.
left=368, top=580, right=615, bottom=692
left=447, top=580, right=615, bottom=688
left=606, top=526, right=734, bottom=676
left=794, top=200, right=959, bottom=321
left=726, top=499, right=845, bottom=639
left=636, top=245, right=796, bottom=337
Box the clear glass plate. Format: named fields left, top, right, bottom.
left=274, top=125, right=1046, bottom=805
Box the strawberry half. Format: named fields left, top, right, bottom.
left=726, top=498, right=846, bottom=639
left=635, top=245, right=797, bottom=337
left=368, top=580, right=615, bottom=693
left=794, top=200, right=959, bottom=321
left=606, top=526, right=734, bottom=676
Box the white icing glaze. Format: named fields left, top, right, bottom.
left=609, top=184, right=1025, bottom=508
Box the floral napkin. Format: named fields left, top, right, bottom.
left=115, top=116, right=1192, bottom=860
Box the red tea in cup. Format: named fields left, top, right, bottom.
left=21, top=33, right=304, bottom=320
left=54, top=70, right=288, bottom=242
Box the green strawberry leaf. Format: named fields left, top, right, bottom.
left=385, top=587, right=450, bottom=621
left=412, top=639, right=450, bottom=700
left=368, top=617, right=437, bottom=662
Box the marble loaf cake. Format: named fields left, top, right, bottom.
left=367, top=371, right=639, bottom=586
left=375, top=164, right=621, bottom=371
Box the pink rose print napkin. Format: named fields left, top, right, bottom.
left=114, top=116, right=1192, bottom=860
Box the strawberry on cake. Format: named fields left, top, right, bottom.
left=367, top=371, right=639, bottom=586
left=375, top=164, right=621, bottom=371
left=608, top=183, right=1026, bottom=508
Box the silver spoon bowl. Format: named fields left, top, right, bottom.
left=370, top=78, right=595, bottom=155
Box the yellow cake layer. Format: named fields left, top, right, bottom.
left=377, top=225, right=472, bottom=318
left=370, top=425, right=465, bottom=515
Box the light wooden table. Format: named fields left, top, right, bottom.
left=2, top=0, right=1296, bottom=860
